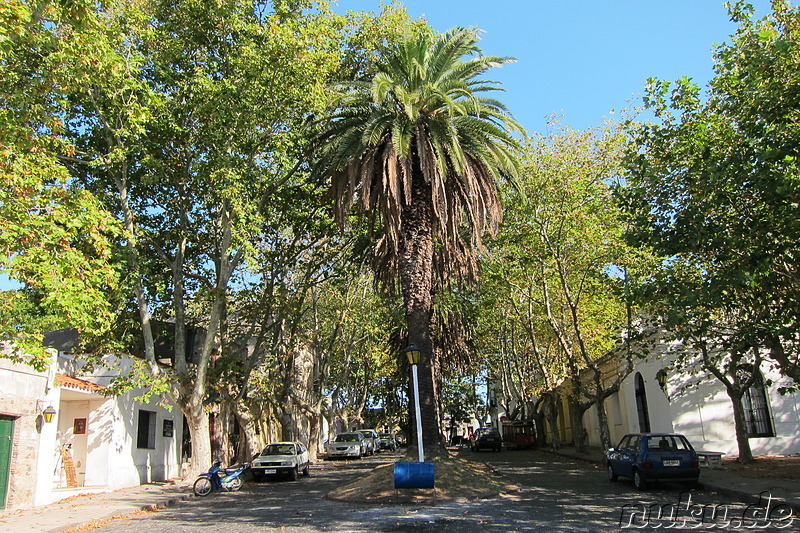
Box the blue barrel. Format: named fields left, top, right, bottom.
left=393, top=461, right=435, bottom=489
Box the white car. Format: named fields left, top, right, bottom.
left=325, top=432, right=366, bottom=459
left=251, top=442, right=310, bottom=481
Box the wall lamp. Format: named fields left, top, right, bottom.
left=36, top=400, right=57, bottom=423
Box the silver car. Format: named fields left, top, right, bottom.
left=358, top=429, right=380, bottom=455
left=325, top=432, right=366, bottom=459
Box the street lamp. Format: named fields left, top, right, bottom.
left=405, top=344, right=424, bottom=462
left=656, top=368, right=669, bottom=400
left=36, top=400, right=57, bottom=423
left=43, top=405, right=57, bottom=423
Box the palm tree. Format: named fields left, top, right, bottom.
left=312, top=26, right=523, bottom=449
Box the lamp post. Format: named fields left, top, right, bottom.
left=405, top=344, right=424, bottom=462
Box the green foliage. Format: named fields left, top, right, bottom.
left=0, top=0, right=126, bottom=361
left=620, top=0, right=800, bottom=387
left=311, top=24, right=524, bottom=289
left=481, top=119, right=636, bottom=395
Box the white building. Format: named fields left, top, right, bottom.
left=0, top=331, right=184, bottom=511
left=578, top=349, right=800, bottom=457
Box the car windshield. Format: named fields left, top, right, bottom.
left=261, top=444, right=295, bottom=455
left=646, top=435, right=691, bottom=452
left=477, top=429, right=499, bottom=436
left=335, top=433, right=360, bottom=442
left=379, top=434, right=392, bottom=439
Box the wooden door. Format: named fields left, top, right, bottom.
left=0, top=417, right=14, bottom=510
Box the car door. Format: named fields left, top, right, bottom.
left=609, top=436, right=630, bottom=476
left=619, top=435, right=640, bottom=478
left=298, top=442, right=309, bottom=469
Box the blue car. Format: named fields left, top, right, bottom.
left=607, top=433, right=700, bottom=490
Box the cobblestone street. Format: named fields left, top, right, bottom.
left=78, top=449, right=794, bottom=533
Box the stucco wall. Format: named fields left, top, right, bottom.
left=608, top=350, right=800, bottom=458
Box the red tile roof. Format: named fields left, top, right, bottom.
left=55, top=373, right=107, bottom=393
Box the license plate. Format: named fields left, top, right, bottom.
left=663, top=460, right=680, bottom=467
left=263, top=469, right=276, bottom=474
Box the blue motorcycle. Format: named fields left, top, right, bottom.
left=193, top=460, right=248, bottom=496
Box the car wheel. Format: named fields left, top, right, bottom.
left=289, top=467, right=298, bottom=481
left=633, top=469, right=646, bottom=490
left=607, top=464, right=618, bottom=481
left=302, top=464, right=310, bottom=476
left=193, top=477, right=212, bottom=497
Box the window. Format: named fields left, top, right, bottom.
left=137, top=410, right=157, bottom=449
left=742, top=369, right=775, bottom=438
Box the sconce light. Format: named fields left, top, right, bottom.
left=36, top=400, right=57, bottom=423
left=656, top=369, right=668, bottom=392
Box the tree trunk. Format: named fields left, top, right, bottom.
left=184, top=405, right=211, bottom=477
left=533, top=409, right=546, bottom=447
left=594, top=394, right=612, bottom=450
left=307, top=409, right=322, bottom=463
left=234, top=409, right=259, bottom=464
left=728, top=388, right=755, bottom=463
left=592, top=371, right=613, bottom=450
left=543, top=394, right=561, bottom=451
left=399, top=174, right=440, bottom=450
left=278, top=408, right=295, bottom=442
left=570, top=399, right=589, bottom=454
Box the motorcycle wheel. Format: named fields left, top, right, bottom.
left=228, top=476, right=243, bottom=491
left=193, top=477, right=213, bottom=496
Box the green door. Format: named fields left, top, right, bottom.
left=0, top=417, right=13, bottom=511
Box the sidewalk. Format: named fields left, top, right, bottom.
left=543, top=446, right=800, bottom=514
left=0, top=479, right=194, bottom=533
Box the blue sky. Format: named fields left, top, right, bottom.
left=0, top=1, right=774, bottom=292
left=334, top=0, right=773, bottom=134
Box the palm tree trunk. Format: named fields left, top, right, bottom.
left=399, top=175, right=440, bottom=449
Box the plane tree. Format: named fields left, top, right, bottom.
left=0, top=0, right=124, bottom=365
left=619, top=0, right=800, bottom=462
left=5, top=0, right=408, bottom=474
left=483, top=120, right=640, bottom=452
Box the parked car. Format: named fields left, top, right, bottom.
left=470, top=427, right=502, bottom=452
left=607, top=433, right=700, bottom=490
left=325, top=432, right=366, bottom=459
left=378, top=432, right=397, bottom=451
left=251, top=441, right=310, bottom=481
left=358, top=429, right=381, bottom=455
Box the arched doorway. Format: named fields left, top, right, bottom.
left=634, top=372, right=651, bottom=433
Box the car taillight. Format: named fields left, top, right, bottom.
left=643, top=460, right=653, bottom=470
left=691, top=460, right=699, bottom=468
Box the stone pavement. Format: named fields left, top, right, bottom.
left=1, top=449, right=798, bottom=533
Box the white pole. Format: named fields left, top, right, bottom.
left=411, top=363, right=424, bottom=462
